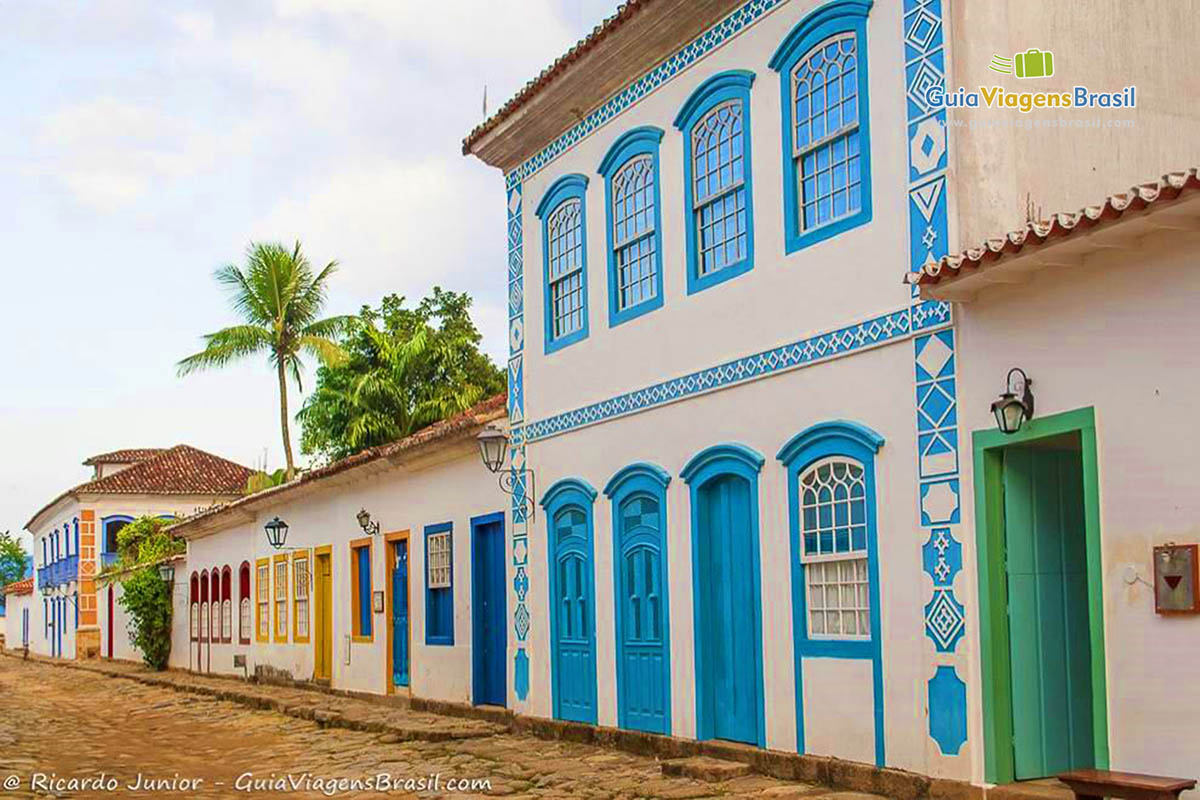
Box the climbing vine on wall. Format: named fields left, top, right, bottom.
left=100, top=516, right=185, bottom=670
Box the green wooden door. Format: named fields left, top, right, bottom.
left=1003, top=446, right=1094, bottom=779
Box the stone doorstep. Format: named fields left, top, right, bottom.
left=5, top=650, right=1007, bottom=800
left=661, top=756, right=753, bottom=782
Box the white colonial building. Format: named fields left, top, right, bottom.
left=165, top=397, right=510, bottom=706
left=23, top=446, right=251, bottom=661
left=461, top=0, right=1199, bottom=791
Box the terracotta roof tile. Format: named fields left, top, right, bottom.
left=82, top=448, right=166, bottom=466
left=908, top=168, right=1200, bottom=290
left=1, top=576, right=33, bottom=597
left=171, top=394, right=507, bottom=536
left=461, top=0, right=656, bottom=156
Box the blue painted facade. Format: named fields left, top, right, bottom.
left=477, top=0, right=971, bottom=779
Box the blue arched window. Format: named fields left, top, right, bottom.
left=777, top=419, right=885, bottom=764
left=540, top=478, right=599, bottom=724
left=599, top=127, right=664, bottom=327
left=101, top=515, right=135, bottom=558
left=536, top=174, right=590, bottom=354
left=604, top=462, right=672, bottom=734
left=675, top=70, right=756, bottom=294
left=769, top=0, right=873, bottom=253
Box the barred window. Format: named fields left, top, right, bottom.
left=799, top=457, right=870, bottom=639
left=274, top=559, right=288, bottom=640
left=256, top=562, right=270, bottom=640
left=792, top=33, right=862, bottom=230
left=294, top=555, right=310, bottom=640
left=427, top=532, right=452, bottom=589
left=547, top=199, right=585, bottom=340
left=692, top=101, right=747, bottom=275
left=611, top=156, right=658, bottom=310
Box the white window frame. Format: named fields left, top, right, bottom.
left=427, top=531, right=452, bottom=590
left=691, top=99, right=748, bottom=277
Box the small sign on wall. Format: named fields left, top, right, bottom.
left=1154, top=543, right=1200, bottom=614
left=372, top=591, right=385, bottom=614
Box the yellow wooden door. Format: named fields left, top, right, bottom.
left=313, top=552, right=333, bottom=680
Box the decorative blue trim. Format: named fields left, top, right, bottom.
left=424, top=521, right=455, bottom=646
left=778, top=419, right=886, bottom=766
left=769, top=0, right=874, bottom=254
left=607, top=462, right=672, bottom=734
left=519, top=300, right=950, bottom=444
left=603, top=461, right=671, bottom=497
left=680, top=442, right=765, bottom=483
left=536, top=174, right=590, bottom=355
left=683, top=443, right=766, bottom=748
left=514, top=647, right=530, bottom=701
left=100, top=515, right=135, bottom=556
left=542, top=477, right=599, bottom=724
left=505, top=174, right=530, bottom=703
left=674, top=70, right=756, bottom=294
left=504, top=0, right=791, bottom=189
left=599, top=127, right=665, bottom=327
left=928, top=665, right=968, bottom=756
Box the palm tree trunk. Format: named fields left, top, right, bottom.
left=277, top=361, right=296, bottom=481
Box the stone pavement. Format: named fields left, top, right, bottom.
left=0, top=652, right=888, bottom=799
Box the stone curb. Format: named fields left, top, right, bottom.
left=3, top=650, right=986, bottom=800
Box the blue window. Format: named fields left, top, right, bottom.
left=777, top=419, right=885, bottom=764
left=769, top=0, right=873, bottom=253
left=675, top=71, right=756, bottom=294
left=424, top=523, right=454, bottom=645
left=535, top=174, right=590, bottom=354
left=351, top=542, right=373, bottom=640
left=599, top=127, right=664, bottom=326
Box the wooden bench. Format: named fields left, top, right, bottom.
left=1059, top=769, right=1196, bottom=800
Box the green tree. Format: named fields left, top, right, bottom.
left=0, top=531, right=28, bottom=588
left=178, top=241, right=351, bottom=480
left=100, top=516, right=186, bottom=670
left=298, top=288, right=505, bottom=463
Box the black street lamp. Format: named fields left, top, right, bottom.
left=475, top=424, right=536, bottom=522
left=264, top=517, right=290, bottom=549
left=991, top=367, right=1034, bottom=434
left=356, top=508, right=380, bottom=537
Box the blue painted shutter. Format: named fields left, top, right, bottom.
left=356, top=546, right=372, bottom=637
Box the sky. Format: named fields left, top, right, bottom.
left=0, top=0, right=619, bottom=548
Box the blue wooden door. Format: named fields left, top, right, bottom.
left=392, top=540, right=410, bottom=688
left=552, top=506, right=597, bottom=723
left=617, top=494, right=669, bottom=733
left=697, top=474, right=759, bottom=744
left=472, top=516, right=507, bottom=706
left=1004, top=445, right=1094, bottom=778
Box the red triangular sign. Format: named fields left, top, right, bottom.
left=1164, top=575, right=1183, bottom=590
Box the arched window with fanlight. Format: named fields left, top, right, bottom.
left=189, top=572, right=199, bottom=642
left=535, top=174, right=590, bottom=354
left=238, top=562, right=251, bottom=644
left=199, top=570, right=209, bottom=643
left=209, top=570, right=221, bottom=644
left=221, top=566, right=232, bottom=644
left=599, top=127, right=664, bottom=327
left=769, top=0, right=873, bottom=253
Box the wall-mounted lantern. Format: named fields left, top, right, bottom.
left=356, top=508, right=381, bottom=537
left=991, top=367, right=1034, bottom=434
left=264, top=517, right=290, bottom=550
left=157, top=562, right=176, bottom=587
left=476, top=424, right=536, bottom=522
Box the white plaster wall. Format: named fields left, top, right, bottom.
left=517, top=0, right=912, bottom=423
left=522, top=338, right=935, bottom=773
left=948, top=1, right=1200, bottom=247
left=2, top=592, right=33, bottom=650
left=954, top=231, right=1200, bottom=787
left=173, top=444, right=508, bottom=706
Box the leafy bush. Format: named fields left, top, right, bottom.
left=103, top=516, right=185, bottom=670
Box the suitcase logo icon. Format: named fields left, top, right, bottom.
left=989, top=49, right=1055, bottom=79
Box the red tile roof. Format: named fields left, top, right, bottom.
left=83, top=448, right=166, bottom=466
left=908, top=168, right=1200, bottom=290
left=171, top=394, right=507, bottom=538
left=2, top=576, right=33, bottom=597
left=462, top=0, right=656, bottom=156
left=25, top=445, right=254, bottom=531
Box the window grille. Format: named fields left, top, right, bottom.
left=799, top=457, right=870, bottom=639
left=612, top=155, right=658, bottom=309
left=427, top=532, right=452, bottom=589
left=294, top=556, right=310, bottom=639
left=792, top=33, right=861, bottom=231
left=240, top=598, right=250, bottom=642
left=692, top=101, right=747, bottom=275
left=274, top=560, right=288, bottom=640
left=256, top=563, right=270, bottom=640
left=547, top=199, right=585, bottom=339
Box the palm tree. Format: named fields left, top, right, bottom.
left=179, top=241, right=351, bottom=480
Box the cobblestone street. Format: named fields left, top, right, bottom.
left=0, top=654, right=879, bottom=800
